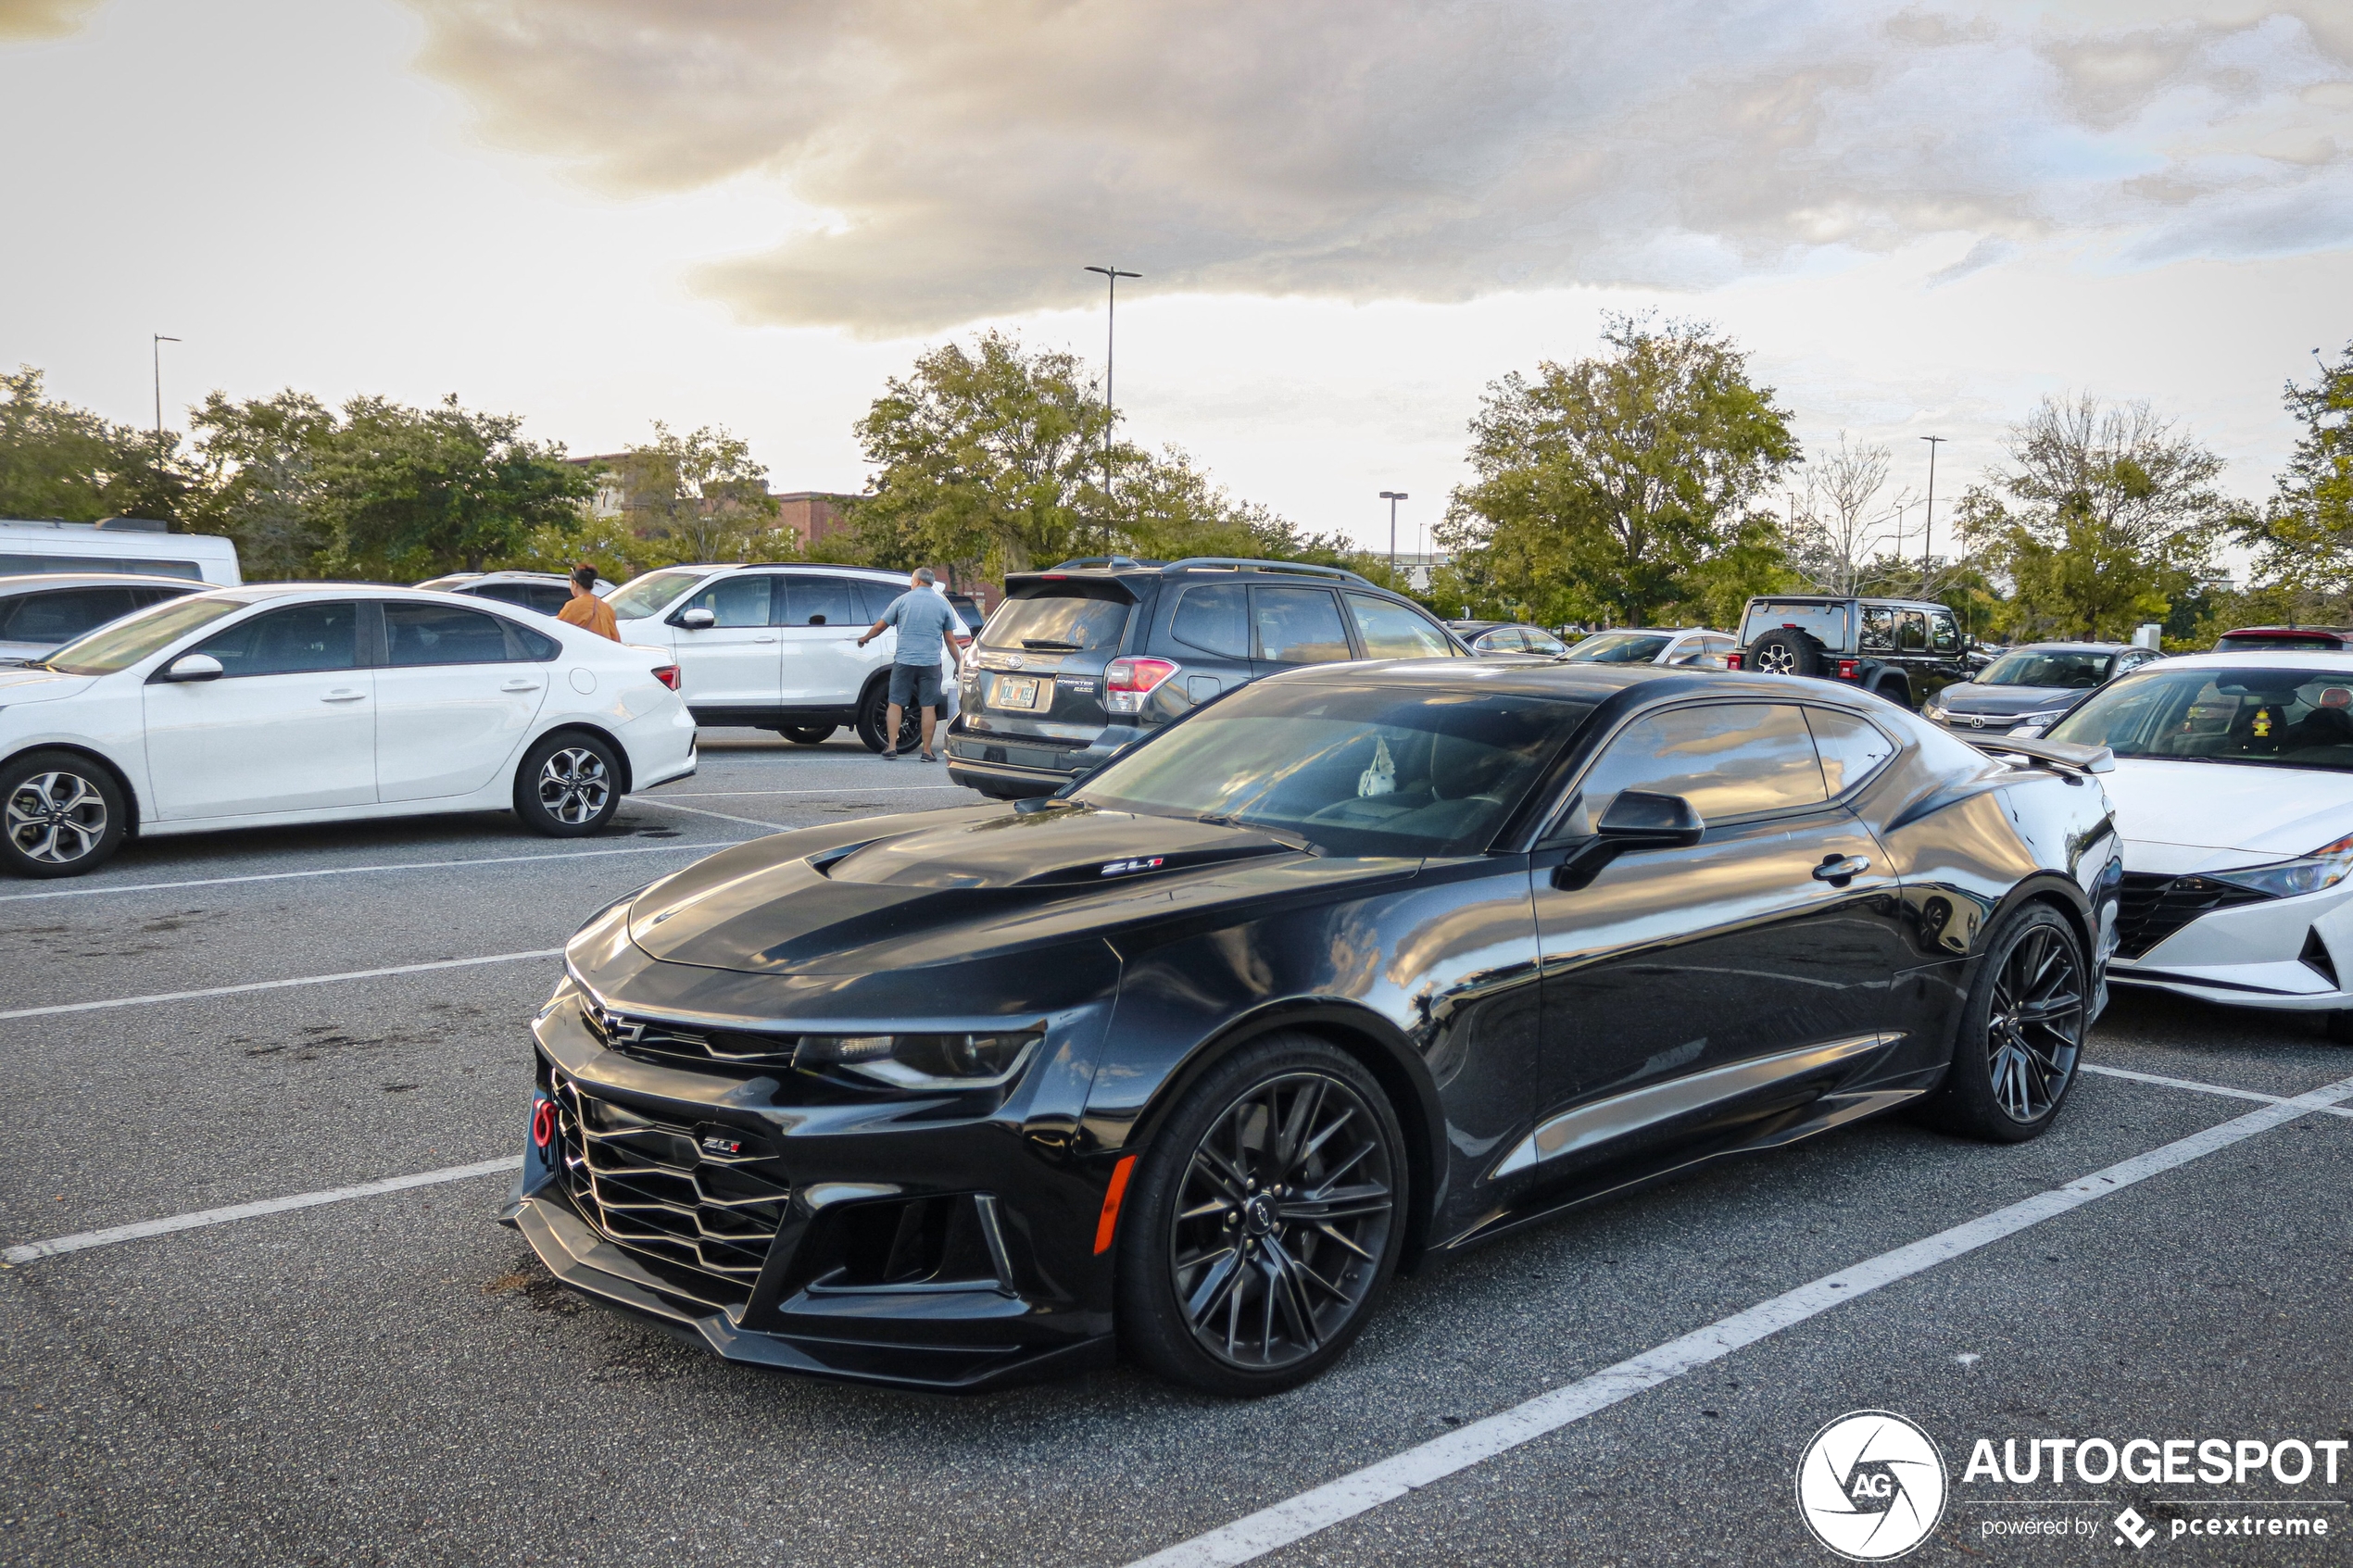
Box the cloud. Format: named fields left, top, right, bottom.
left=406, top=0, right=2353, bottom=334
left=0, top=0, right=98, bottom=39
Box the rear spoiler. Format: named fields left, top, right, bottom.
left=1002, top=571, right=1141, bottom=601
left=1968, top=735, right=2114, bottom=775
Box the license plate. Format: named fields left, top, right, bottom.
left=995, top=675, right=1045, bottom=711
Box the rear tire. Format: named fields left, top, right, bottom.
left=1746, top=627, right=1824, bottom=678
left=779, top=724, right=834, bottom=746
left=1921, top=904, right=2087, bottom=1143
left=854, top=683, right=894, bottom=753
left=1116, top=1032, right=1407, bottom=1395
left=0, top=749, right=126, bottom=878
left=514, top=732, right=622, bottom=836
left=1876, top=676, right=1914, bottom=709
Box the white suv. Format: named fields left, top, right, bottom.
left=604, top=564, right=961, bottom=749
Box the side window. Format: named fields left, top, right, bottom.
left=472, top=583, right=533, bottom=608
left=1171, top=583, right=1250, bottom=659
left=852, top=579, right=904, bottom=622
left=1896, top=610, right=1929, bottom=652
left=1252, top=586, right=1353, bottom=664
left=1475, top=628, right=1525, bottom=653
left=384, top=602, right=521, bottom=666
left=526, top=585, right=575, bottom=616
left=1928, top=609, right=1960, bottom=654
left=679, top=574, right=773, bottom=628
left=1858, top=607, right=1895, bottom=651
left=1525, top=629, right=1567, bottom=656
left=1347, top=594, right=1456, bottom=659
left=193, top=602, right=360, bottom=676
left=1805, top=709, right=1897, bottom=795
left=509, top=620, right=560, bottom=660
left=1568, top=703, right=1827, bottom=827
left=0, top=586, right=138, bottom=644
left=783, top=575, right=862, bottom=628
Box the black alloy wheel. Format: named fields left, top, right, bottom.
left=1924, top=904, right=2087, bottom=1142
left=1747, top=627, right=1823, bottom=678
left=854, top=682, right=922, bottom=755
left=0, top=749, right=127, bottom=878
left=1118, top=1033, right=1405, bottom=1394
left=779, top=724, right=835, bottom=746
left=514, top=732, right=622, bottom=836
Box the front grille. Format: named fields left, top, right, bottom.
left=2113, top=872, right=2273, bottom=960
left=585, top=1003, right=797, bottom=1073
left=548, top=1073, right=789, bottom=1306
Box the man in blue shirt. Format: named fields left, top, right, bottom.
left=856, top=567, right=963, bottom=761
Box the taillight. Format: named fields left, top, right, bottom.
left=1725, top=652, right=1743, bottom=671
left=652, top=664, right=682, bottom=691
left=1836, top=658, right=1858, bottom=681
left=1104, top=656, right=1180, bottom=714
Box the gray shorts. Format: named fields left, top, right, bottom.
left=887, top=663, right=942, bottom=709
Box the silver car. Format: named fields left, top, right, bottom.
left=0, top=572, right=206, bottom=665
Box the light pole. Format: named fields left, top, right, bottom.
left=1919, top=434, right=1944, bottom=590
left=1379, top=491, right=1408, bottom=585
left=152, top=333, right=181, bottom=512
left=1084, top=265, right=1139, bottom=554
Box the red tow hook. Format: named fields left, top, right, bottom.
left=531, top=1097, right=556, bottom=1150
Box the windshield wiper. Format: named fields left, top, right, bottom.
left=1020, top=638, right=1085, bottom=651
left=1197, top=814, right=1318, bottom=854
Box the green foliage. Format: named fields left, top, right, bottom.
left=1437, top=314, right=1801, bottom=627
left=604, top=423, right=788, bottom=565
left=2233, top=344, right=2353, bottom=594
left=0, top=366, right=183, bottom=525
left=312, top=395, right=594, bottom=579
left=183, top=390, right=335, bottom=579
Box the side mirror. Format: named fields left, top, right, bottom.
left=162, top=653, right=224, bottom=683
left=677, top=608, right=717, bottom=630
left=1551, top=791, right=1705, bottom=890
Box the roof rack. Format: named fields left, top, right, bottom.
left=1160, top=557, right=1375, bottom=585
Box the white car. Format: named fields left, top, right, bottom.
left=602, top=564, right=961, bottom=751
left=0, top=584, right=697, bottom=878
left=2045, top=651, right=2353, bottom=1038
left=1560, top=627, right=1737, bottom=668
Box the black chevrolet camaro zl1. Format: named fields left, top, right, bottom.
left=506, top=660, right=2122, bottom=1395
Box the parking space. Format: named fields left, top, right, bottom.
left=5, top=732, right=2350, bottom=1567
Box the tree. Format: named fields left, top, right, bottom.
left=607, top=422, right=788, bottom=564
left=1786, top=434, right=1909, bottom=597
left=0, top=365, right=185, bottom=524
left=2233, top=343, right=2353, bottom=603
left=182, top=390, right=336, bottom=579
left=1438, top=315, right=1800, bottom=627
left=1961, top=395, right=2227, bottom=641
left=312, top=395, right=594, bottom=579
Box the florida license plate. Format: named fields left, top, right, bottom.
left=996, top=675, right=1045, bottom=710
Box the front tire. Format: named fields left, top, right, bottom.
left=514, top=732, right=621, bottom=836
left=0, top=749, right=126, bottom=878
left=1116, top=1032, right=1407, bottom=1395
left=779, top=724, right=835, bottom=746
left=1922, top=904, right=2087, bottom=1142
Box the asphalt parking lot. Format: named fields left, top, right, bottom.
left=4, top=731, right=2350, bottom=1568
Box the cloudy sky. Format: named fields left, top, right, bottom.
left=4, top=0, right=2348, bottom=557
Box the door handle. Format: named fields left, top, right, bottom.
left=755, top=635, right=777, bottom=644
left=321, top=689, right=367, bottom=703
left=500, top=679, right=542, bottom=693
left=1814, top=854, right=1870, bottom=884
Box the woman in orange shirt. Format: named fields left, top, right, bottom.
left=558, top=563, right=620, bottom=640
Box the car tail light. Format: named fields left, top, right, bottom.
left=1836, top=658, right=1858, bottom=680
left=1724, top=652, right=1743, bottom=671
left=1104, top=656, right=1180, bottom=714
left=652, top=664, right=682, bottom=691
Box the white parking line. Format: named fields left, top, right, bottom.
left=3, top=1156, right=522, bottom=1266
left=0, top=840, right=736, bottom=904
left=1124, top=1071, right=2353, bottom=1568
left=0, top=948, right=564, bottom=1021
left=629, top=797, right=794, bottom=831
left=2083, top=1061, right=2353, bottom=1119
left=648, top=784, right=973, bottom=797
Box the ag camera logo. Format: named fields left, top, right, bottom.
left=1797, top=1411, right=1949, bottom=1561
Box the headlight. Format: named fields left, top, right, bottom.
left=795, top=1029, right=1041, bottom=1090
left=1924, top=703, right=1948, bottom=721
left=2209, top=834, right=2353, bottom=900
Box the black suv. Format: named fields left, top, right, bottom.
left=945, top=556, right=1469, bottom=797
left=1728, top=594, right=1970, bottom=709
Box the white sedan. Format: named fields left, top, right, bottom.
left=0, top=584, right=698, bottom=878
left=2045, top=651, right=2353, bottom=1037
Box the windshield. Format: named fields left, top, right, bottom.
left=1979, top=650, right=2111, bottom=688
left=981, top=591, right=1131, bottom=652
left=2048, top=667, right=2353, bottom=772
left=606, top=569, right=708, bottom=621
left=1076, top=681, right=1592, bottom=857
left=1564, top=631, right=1673, bottom=664
left=41, top=594, right=250, bottom=674
left=1741, top=601, right=1849, bottom=648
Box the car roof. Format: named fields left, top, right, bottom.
left=1747, top=595, right=1947, bottom=610
left=1271, top=658, right=1872, bottom=708
left=0, top=571, right=208, bottom=593
left=2217, top=625, right=2353, bottom=637
left=2132, top=650, right=2353, bottom=674
left=1019, top=556, right=1378, bottom=589
left=2006, top=641, right=2127, bottom=653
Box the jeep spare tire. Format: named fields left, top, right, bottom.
left=1747, top=627, right=1825, bottom=678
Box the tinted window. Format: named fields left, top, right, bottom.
left=510, top=621, right=560, bottom=659
left=1980, top=650, right=2112, bottom=688
left=1570, top=703, right=1827, bottom=826
left=981, top=591, right=1131, bottom=652
left=471, top=583, right=534, bottom=607
left=1525, top=629, right=1567, bottom=656
left=1743, top=601, right=1850, bottom=648
left=852, top=579, right=904, bottom=621
left=1929, top=609, right=1960, bottom=653
left=607, top=569, right=708, bottom=621
left=195, top=602, right=360, bottom=676
left=1472, top=628, right=1525, bottom=653
left=1077, top=682, right=1590, bottom=858
left=1253, top=586, right=1353, bottom=664
left=784, top=575, right=862, bottom=628
left=1565, top=631, right=1675, bottom=664
left=2213, top=632, right=2346, bottom=652
left=1806, top=709, right=1896, bottom=794
left=0, top=586, right=139, bottom=644
left=1897, top=611, right=1929, bottom=652
left=526, top=585, right=574, bottom=616
left=1171, top=583, right=1251, bottom=659
left=384, top=602, right=518, bottom=666
left=2050, top=667, right=2353, bottom=772
left=1858, top=606, right=1895, bottom=652
left=679, top=574, right=773, bottom=628
left=1348, top=595, right=1457, bottom=659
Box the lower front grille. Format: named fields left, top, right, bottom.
left=549, top=1073, right=789, bottom=1307
left=2114, top=872, right=2273, bottom=960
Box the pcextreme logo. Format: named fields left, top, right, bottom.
left=1797, top=1410, right=1950, bottom=1561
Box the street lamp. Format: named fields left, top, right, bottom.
left=1919, top=434, right=1945, bottom=587
left=1379, top=491, right=1408, bottom=585
left=1084, top=265, right=1140, bottom=554
left=152, top=333, right=181, bottom=509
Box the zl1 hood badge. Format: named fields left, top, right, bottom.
left=1101, top=857, right=1165, bottom=877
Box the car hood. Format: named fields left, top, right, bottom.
left=625, top=804, right=1417, bottom=975
left=2102, top=759, right=2353, bottom=869
left=1937, top=682, right=2085, bottom=716
left=0, top=666, right=96, bottom=705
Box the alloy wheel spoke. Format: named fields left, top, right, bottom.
left=1280, top=1182, right=1391, bottom=1223
left=1181, top=1247, right=1244, bottom=1329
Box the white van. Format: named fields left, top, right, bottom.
left=0, top=518, right=241, bottom=585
